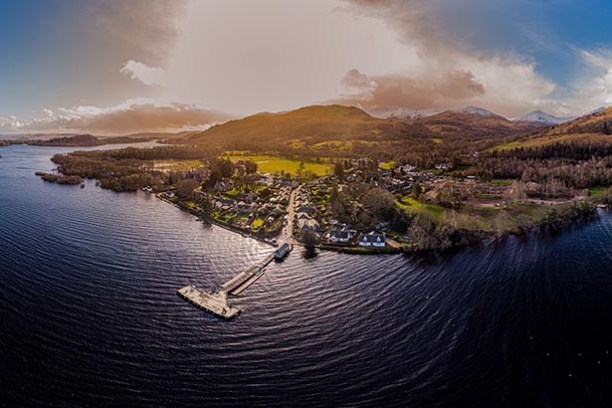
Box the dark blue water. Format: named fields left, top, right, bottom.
left=2, top=144, right=612, bottom=407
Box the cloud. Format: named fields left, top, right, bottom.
left=121, top=60, right=168, bottom=86
left=336, top=57, right=556, bottom=117
left=1, top=101, right=234, bottom=135
left=338, top=0, right=560, bottom=116
left=86, top=0, right=189, bottom=65
left=339, top=68, right=485, bottom=109
left=0, top=116, right=23, bottom=132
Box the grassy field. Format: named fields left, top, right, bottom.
left=379, top=160, right=397, bottom=170
left=250, top=217, right=265, bottom=230
left=396, top=196, right=447, bottom=221
left=491, top=179, right=515, bottom=186
left=396, top=195, right=565, bottom=233
left=153, top=160, right=203, bottom=171
left=224, top=154, right=333, bottom=176
left=588, top=186, right=609, bottom=196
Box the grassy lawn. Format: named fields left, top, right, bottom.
left=379, top=160, right=397, bottom=170
left=224, top=154, right=332, bottom=176
left=250, top=217, right=265, bottom=230
left=153, top=160, right=202, bottom=171
left=589, top=186, right=609, bottom=196
left=396, top=196, right=447, bottom=221
left=491, top=179, right=515, bottom=186
left=489, top=141, right=521, bottom=152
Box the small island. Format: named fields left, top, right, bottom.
left=35, top=171, right=82, bottom=185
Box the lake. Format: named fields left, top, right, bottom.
left=1, top=143, right=612, bottom=407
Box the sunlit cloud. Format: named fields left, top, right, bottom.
left=121, top=60, right=168, bottom=87
left=1, top=100, right=233, bottom=135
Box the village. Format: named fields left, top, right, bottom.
left=150, top=153, right=585, bottom=254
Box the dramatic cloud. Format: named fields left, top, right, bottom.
left=121, top=61, right=168, bottom=86
left=2, top=101, right=233, bottom=135
left=339, top=0, right=559, bottom=117
left=3, top=0, right=612, bottom=126
left=85, top=0, right=188, bottom=65
left=340, top=68, right=485, bottom=109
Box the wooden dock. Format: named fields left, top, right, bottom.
left=177, top=285, right=241, bottom=319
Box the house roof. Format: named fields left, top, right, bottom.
left=330, top=230, right=351, bottom=239
left=360, top=232, right=385, bottom=243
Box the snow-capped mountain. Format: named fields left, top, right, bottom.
left=453, top=106, right=499, bottom=117
left=515, top=111, right=572, bottom=125
left=365, top=106, right=442, bottom=120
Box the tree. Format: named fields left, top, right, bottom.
left=361, top=187, right=396, bottom=213
left=177, top=178, right=199, bottom=199
left=330, top=187, right=346, bottom=216
left=242, top=160, right=258, bottom=174
left=302, top=229, right=318, bottom=258
left=334, top=161, right=345, bottom=180
left=412, top=182, right=423, bottom=199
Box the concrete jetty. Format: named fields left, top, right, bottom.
left=179, top=241, right=292, bottom=319
left=220, top=254, right=275, bottom=295
left=177, top=285, right=240, bottom=319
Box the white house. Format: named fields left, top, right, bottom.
left=358, top=232, right=386, bottom=248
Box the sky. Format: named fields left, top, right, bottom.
left=1, top=0, right=612, bottom=134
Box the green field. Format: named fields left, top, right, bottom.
left=250, top=217, right=265, bottom=230
left=153, top=160, right=203, bottom=171
left=491, top=179, right=515, bottom=186
left=379, top=160, right=397, bottom=170
left=588, top=186, right=610, bottom=196
left=224, top=154, right=332, bottom=176
left=396, top=195, right=567, bottom=233
left=396, top=196, right=447, bottom=221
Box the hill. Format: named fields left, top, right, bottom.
left=186, top=105, right=407, bottom=148
left=492, top=107, right=612, bottom=150
left=409, top=109, right=546, bottom=139
left=542, top=106, right=612, bottom=136
left=515, top=111, right=571, bottom=125
left=185, top=104, right=549, bottom=152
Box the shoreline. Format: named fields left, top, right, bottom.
left=156, top=192, right=605, bottom=256
left=156, top=194, right=279, bottom=248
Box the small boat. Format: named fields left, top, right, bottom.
left=274, top=243, right=293, bottom=261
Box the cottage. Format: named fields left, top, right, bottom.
left=375, top=222, right=390, bottom=231
left=296, top=205, right=316, bottom=214
left=299, top=218, right=320, bottom=231
left=358, top=232, right=386, bottom=248
left=329, top=229, right=356, bottom=244
left=214, top=181, right=233, bottom=192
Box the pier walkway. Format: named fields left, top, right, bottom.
left=220, top=254, right=275, bottom=295
left=178, top=244, right=293, bottom=319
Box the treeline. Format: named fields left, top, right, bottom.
left=51, top=153, right=163, bottom=192
left=74, top=145, right=221, bottom=161
left=476, top=141, right=612, bottom=189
